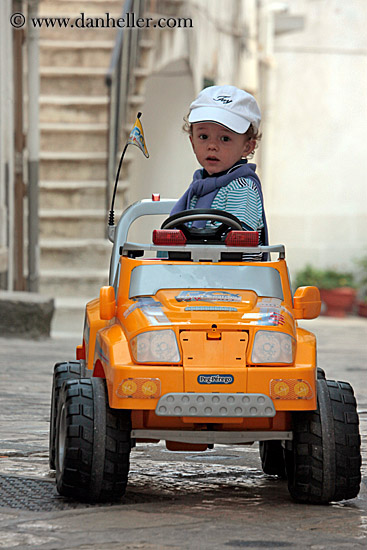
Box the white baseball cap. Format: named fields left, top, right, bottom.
left=188, top=85, right=261, bottom=133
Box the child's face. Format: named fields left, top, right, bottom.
left=190, top=122, right=255, bottom=175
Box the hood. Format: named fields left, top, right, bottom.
left=119, top=289, right=295, bottom=336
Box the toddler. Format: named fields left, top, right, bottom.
left=171, top=85, right=268, bottom=248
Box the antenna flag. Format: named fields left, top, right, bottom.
left=127, top=112, right=149, bottom=158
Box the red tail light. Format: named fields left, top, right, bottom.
left=153, top=229, right=187, bottom=246
left=225, top=231, right=259, bottom=247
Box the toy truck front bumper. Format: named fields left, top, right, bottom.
left=155, top=392, right=276, bottom=417
left=107, top=363, right=317, bottom=412
left=97, top=324, right=317, bottom=413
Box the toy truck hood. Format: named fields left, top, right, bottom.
left=119, top=289, right=295, bottom=334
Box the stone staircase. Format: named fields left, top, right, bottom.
left=38, top=0, right=138, bottom=336
left=37, top=0, right=186, bottom=336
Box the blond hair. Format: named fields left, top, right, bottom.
left=183, top=114, right=262, bottom=156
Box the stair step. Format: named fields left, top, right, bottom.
left=41, top=67, right=107, bottom=76
left=40, top=39, right=115, bottom=48
left=39, top=1, right=124, bottom=16
left=40, top=269, right=108, bottom=297
left=38, top=17, right=119, bottom=40
left=144, top=0, right=187, bottom=18
left=40, top=40, right=114, bottom=67
left=40, top=122, right=108, bottom=152
left=40, top=209, right=106, bottom=239
left=144, top=10, right=187, bottom=23
left=40, top=150, right=132, bottom=180
left=40, top=238, right=112, bottom=269
left=133, top=67, right=151, bottom=78
left=132, top=67, right=151, bottom=95
left=40, top=151, right=106, bottom=160
left=40, top=151, right=106, bottom=180
left=40, top=208, right=106, bottom=217
left=40, top=180, right=128, bottom=209
left=40, top=122, right=108, bottom=130
left=139, top=39, right=155, bottom=50
left=40, top=67, right=108, bottom=96
left=40, top=95, right=108, bottom=123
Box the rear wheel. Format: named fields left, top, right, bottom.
left=55, top=378, right=131, bottom=502
left=49, top=360, right=86, bottom=469
left=259, top=440, right=287, bottom=478
left=285, top=379, right=361, bottom=503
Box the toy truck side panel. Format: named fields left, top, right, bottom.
left=79, top=299, right=108, bottom=370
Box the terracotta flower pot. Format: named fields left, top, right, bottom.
left=357, top=301, right=367, bottom=317
left=319, top=287, right=357, bottom=317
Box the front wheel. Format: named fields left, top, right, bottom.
left=285, top=379, right=361, bottom=503
left=55, top=378, right=131, bottom=501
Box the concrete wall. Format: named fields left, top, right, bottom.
left=0, top=0, right=14, bottom=284
left=264, top=0, right=367, bottom=274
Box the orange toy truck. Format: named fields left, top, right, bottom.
left=49, top=199, right=361, bottom=503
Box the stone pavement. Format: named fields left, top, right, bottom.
left=0, top=317, right=366, bottom=549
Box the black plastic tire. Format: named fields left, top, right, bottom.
left=317, top=367, right=326, bottom=380
left=49, top=360, right=86, bottom=469
left=285, top=379, right=361, bottom=503
left=259, top=440, right=287, bottom=478
left=55, top=377, right=131, bottom=502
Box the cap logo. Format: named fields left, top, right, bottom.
left=213, top=95, right=232, bottom=105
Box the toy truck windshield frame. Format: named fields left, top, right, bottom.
left=108, top=199, right=286, bottom=288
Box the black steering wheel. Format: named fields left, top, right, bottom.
left=161, top=209, right=243, bottom=243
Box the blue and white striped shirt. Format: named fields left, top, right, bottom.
left=190, top=177, right=264, bottom=232
left=189, top=176, right=264, bottom=260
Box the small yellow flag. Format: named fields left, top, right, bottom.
left=127, top=113, right=149, bottom=158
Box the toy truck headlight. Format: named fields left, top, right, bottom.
left=130, top=329, right=181, bottom=363
left=251, top=331, right=295, bottom=364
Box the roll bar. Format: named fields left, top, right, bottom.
left=108, top=199, right=176, bottom=285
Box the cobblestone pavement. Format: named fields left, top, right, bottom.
left=0, top=317, right=366, bottom=549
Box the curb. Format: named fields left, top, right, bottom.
left=0, top=291, right=54, bottom=339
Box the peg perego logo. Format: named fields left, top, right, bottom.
left=198, top=374, right=234, bottom=385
